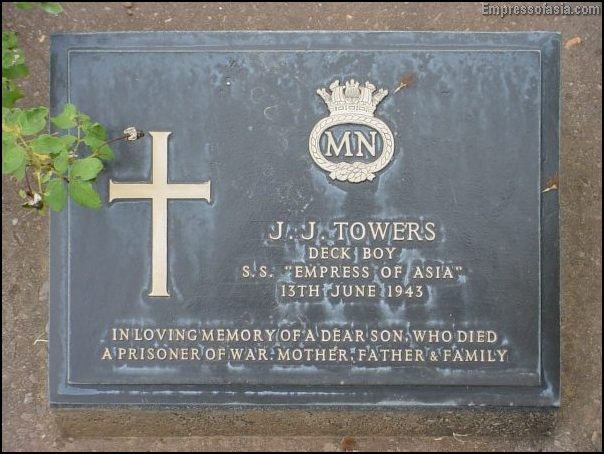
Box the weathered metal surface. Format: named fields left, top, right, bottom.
left=49, top=31, right=560, bottom=407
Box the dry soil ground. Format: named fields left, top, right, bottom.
left=2, top=2, right=602, bottom=452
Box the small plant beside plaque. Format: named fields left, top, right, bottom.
left=2, top=2, right=142, bottom=212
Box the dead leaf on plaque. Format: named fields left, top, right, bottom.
left=394, top=73, right=415, bottom=93
left=542, top=174, right=559, bottom=193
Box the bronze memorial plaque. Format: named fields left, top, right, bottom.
left=49, top=31, right=560, bottom=406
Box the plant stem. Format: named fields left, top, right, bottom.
left=23, top=167, right=33, bottom=196
left=104, top=134, right=129, bottom=146
left=90, top=133, right=129, bottom=156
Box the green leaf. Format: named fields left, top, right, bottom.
left=2, top=84, right=23, bottom=108
left=18, top=107, right=48, bottom=135
left=61, top=134, right=77, bottom=147
left=83, top=122, right=106, bottom=141
left=51, top=103, right=77, bottom=129
left=82, top=122, right=114, bottom=160
left=77, top=112, right=91, bottom=127
left=2, top=31, right=18, bottom=50
left=44, top=178, right=67, bottom=211
left=69, top=179, right=101, bottom=209
left=3, top=63, right=28, bottom=79
left=82, top=134, right=103, bottom=150
left=15, top=2, right=35, bottom=10
left=52, top=150, right=69, bottom=173
left=12, top=163, right=26, bottom=181
left=2, top=48, right=25, bottom=71
left=70, top=157, right=103, bottom=181
left=30, top=133, right=73, bottom=155
left=2, top=106, right=21, bottom=126
left=2, top=134, right=26, bottom=175
left=96, top=144, right=114, bottom=161
left=39, top=2, right=63, bottom=14
left=14, top=2, right=63, bottom=14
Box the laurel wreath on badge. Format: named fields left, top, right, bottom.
left=308, top=79, right=395, bottom=183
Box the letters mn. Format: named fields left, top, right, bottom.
left=323, top=130, right=378, bottom=157
left=109, top=131, right=211, bottom=297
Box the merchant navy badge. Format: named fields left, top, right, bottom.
left=309, top=79, right=395, bottom=183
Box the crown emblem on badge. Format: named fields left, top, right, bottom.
left=317, top=79, right=389, bottom=116
left=309, top=78, right=396, bottom=183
